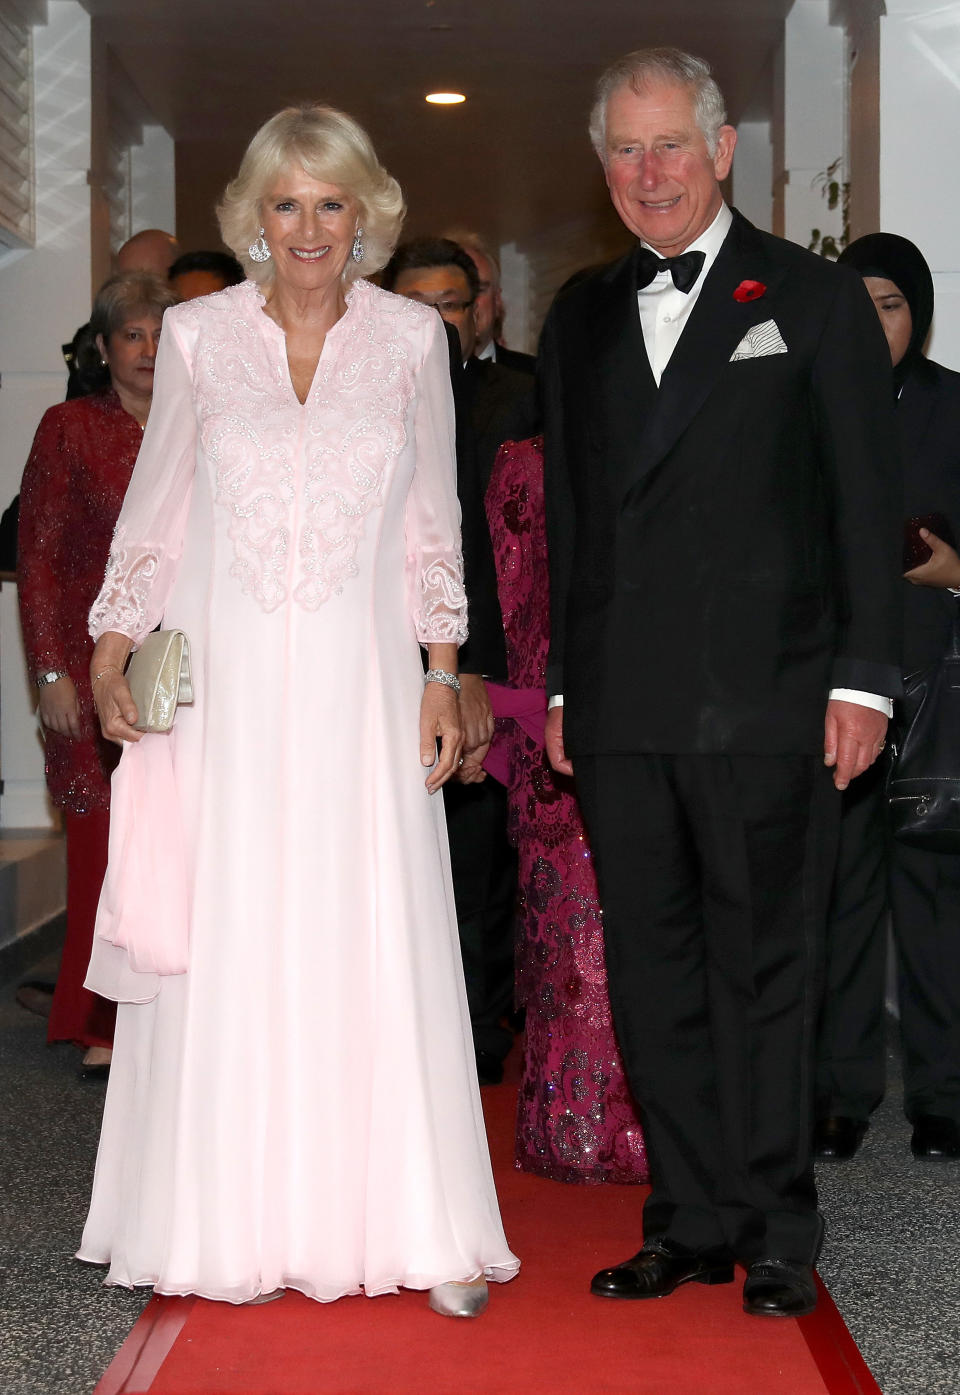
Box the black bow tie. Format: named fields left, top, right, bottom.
left=635, top=247, right=706, bottom=293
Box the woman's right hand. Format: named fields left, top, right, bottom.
left=93, top=671, right=143, bottom=744
left=37, top=676, right=82, bottom=740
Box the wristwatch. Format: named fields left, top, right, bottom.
left=35, top=669, right=67, bottom=688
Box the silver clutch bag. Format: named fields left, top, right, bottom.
left=126, top=629, right=193, bottom=733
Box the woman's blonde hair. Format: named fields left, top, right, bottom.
left=217, top=104, right=405, bottom=284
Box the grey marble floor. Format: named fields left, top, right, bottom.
left=1, top=947, right=957, bottom=1395
left=815, top=1032, right=960, bottom=1395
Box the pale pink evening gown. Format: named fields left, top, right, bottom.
left=77, top=279, right=519, bottom=1303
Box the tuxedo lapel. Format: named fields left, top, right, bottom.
left=622, top=212, right=789, bottom=498
left=587, top=250, right=659, bottom=488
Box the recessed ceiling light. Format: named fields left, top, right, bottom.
left=425, top=92, right=466, bottom=105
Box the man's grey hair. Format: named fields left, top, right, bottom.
left=589, top=47, right=728, bottom=160
left=443, top=228, right=501, bottom=289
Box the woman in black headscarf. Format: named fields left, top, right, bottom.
left=816, top=234, right=960, bottom=1162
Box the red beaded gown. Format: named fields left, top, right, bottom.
left=18, top=390, right=142, bottom=1048
left=484, top=436, right=648, bottom=1183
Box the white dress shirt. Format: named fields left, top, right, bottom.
left=548, top=203, right=891, bottom=720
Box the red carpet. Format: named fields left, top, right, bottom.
left=95, top=1079, right=881, bottom=1395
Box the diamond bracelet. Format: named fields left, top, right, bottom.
left=424, top=668, right=461, bottom=695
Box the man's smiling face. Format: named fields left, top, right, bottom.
left=602, top=79, right=736, bottom=256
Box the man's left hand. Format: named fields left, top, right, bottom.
left=823, top=699, right=888, bottom=791
left=457, top=673, right=493, bottom=783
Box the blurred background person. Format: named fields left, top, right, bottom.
left=383, top=236, right=535, bottom=1085
left=443, top=229, right=534, bottom=375
left=817, top=233, right=960, bottom=1161
left=168, top=249, right=246, bottom=300
left=63, top=229, right=180, bottom=399
left=16, top=271, right=177, bottom=1077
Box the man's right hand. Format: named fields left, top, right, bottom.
left=545, top=704, right=573, bottom=776
left=37, top=675, right=82, bottom=740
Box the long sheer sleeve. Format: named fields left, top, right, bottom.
left=18, top=408, right=73, bottom=678
left=405, top=313, right=468, bottom=646
left=89, top=321, right=198, bottom=646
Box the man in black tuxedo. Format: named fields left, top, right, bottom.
left=382, top=237, right=534, bottom=1084
left=541, top=48, right=902, bottom=1317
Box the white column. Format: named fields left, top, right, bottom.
left=498, top=242, right=531, bottom=354
left=879, top=0, right=960, bottom=368
left=774, top=0, right=847, bottom=250
left=732, top=121, right=773, bottom=232
left=131, top=124, right=176, bottom=238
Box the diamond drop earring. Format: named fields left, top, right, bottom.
left=352, top=226, right=364, bottom=264
left=248, top=227, right=271, bottom=263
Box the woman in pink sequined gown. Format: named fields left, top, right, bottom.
left=77, top=106, right=517, bottom=1312
left=484, top=436, right=647, bottom=1184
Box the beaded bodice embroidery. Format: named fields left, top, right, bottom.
left=183, top=279, right=417, bottom=613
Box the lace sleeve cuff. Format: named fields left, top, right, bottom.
left=413, top=550, right=468, bottom=646
left=88, top=536, right=163, bottom=645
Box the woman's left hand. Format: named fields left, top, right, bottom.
left=420, top=681, right=463, bottom=794
left=904, top=529, right=960, bottom=588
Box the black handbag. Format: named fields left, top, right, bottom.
left=888, top=595, right=960, bottom=851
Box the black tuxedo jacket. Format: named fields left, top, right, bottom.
left=541, top=210, right=903, bottom=756
left=493, top=344, right=536, bottom=376
left=899, top=358, right=960, bottom=673
left=442, top=324, right=507, bottom=679
left=462, top=356, right=537, bottom=492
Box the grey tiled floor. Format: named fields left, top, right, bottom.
left=1, top=948, right=958, bottom=1395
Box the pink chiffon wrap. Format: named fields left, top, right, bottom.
left=86, top=731, right=189, bottom=999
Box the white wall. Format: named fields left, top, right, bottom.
left=0, top=0, right=92, bottom=513
left=879, top=0, right=960, bottom=368
left=0, top=1, right=93, bottom=829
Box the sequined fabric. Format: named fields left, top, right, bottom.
left=485, top=437, right=647, bottom=1184
left=18, top=391, right=138, bottom=812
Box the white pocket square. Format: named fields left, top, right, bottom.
left=730, top=319, right=788, bottom=361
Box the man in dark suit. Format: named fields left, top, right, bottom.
left=444, top=230, right=536, bottom=376
left=382, top=237, right=534, bottom=1083
left=541, top=47, right=902, bottom=1317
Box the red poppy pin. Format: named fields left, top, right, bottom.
left=733, top=279, right=767, bottom=303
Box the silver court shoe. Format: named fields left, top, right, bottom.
left=428, top=1276, right=489, bottom=1318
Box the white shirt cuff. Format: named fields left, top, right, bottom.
left=828, top=688, right=893, bottom=718
left=547, top=694, right=564, bottom=709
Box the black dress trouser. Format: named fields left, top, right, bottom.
left=891, top=840, right=960, bottom=1122
left=574, top=753, right=840, bottom=1266
left=443, top=778, right=517, bottom=1062
left=816, top=759, right=889, bottom=1121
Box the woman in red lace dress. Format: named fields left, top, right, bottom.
left=482, top=436, right=647, bottom=1183
left=18, top=271, right=177, bottom=1075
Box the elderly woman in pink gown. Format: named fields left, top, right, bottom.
left=78, top=104, right=518, bottom=1317
left=482, top=436, right=647, bottom=1185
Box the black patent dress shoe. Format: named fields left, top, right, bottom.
left=813, top=1115, right=868, bottom=1160
left=743, top=1259, right=817, bottom=1317
left=591, top=1240, right=735, bottom=1299
left=474, top=1050, right=504, bottom=1086
left=910, top=1114, right=960, bottom=1158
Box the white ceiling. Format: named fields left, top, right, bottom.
left=79, top=0, right=791, bottom=253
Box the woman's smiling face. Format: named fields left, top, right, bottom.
left=260, top=166, right=358, bottom=292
